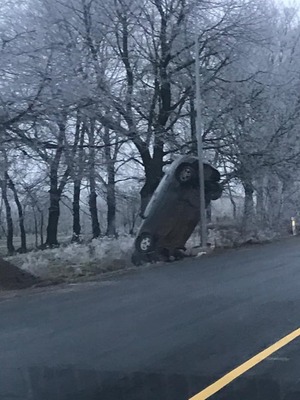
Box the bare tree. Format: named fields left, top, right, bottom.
left=6, top=173, right=27, bottom=252
left=87, top=119, right=101, bottom=238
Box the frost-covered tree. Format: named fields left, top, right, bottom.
left=1, top=0, right=300, bottom=253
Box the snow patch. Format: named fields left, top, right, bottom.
left=5, top=236, right=134, bottom=280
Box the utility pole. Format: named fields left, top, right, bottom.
left=195, top=34, right=207, bottom=249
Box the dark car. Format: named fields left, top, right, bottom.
left=132, top=155, right=222, bottom=265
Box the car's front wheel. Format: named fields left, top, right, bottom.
left=135, top=233, right=155, bottom=254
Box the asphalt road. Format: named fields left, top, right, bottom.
left=1, top=237, right=300, bottom=400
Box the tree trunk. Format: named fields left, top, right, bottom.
left=88, top=120, right=101, bottom=238
left=33, top=207, right=38, bottom=248
left=256, top=176, right=265, bottom=226
left=46, top=166, right=70, bottom=247
left=1, top=178, right=14, bottom=255
left=71, top=122, right=85, bottom=242
left=140, top=140, right=164, bottom=215
left=6, top=173, right=26, bottom=253
left=243, top=181, right=254, bottom=231
left=40, top=211, right=44, bottom=247
left=88, top=166, right=101, bottom=239
left=72, top=179, right=81, bottom=242
left=89, top=191, right=100, bottom=238
left=45, top=116, right=67, bottom=247
left=138, top=10, right=171, bottom=212
left=106, top=166, right=116, bottom=236
left=103, top=126, right=117, bottom=237
left=140, top=165, right=164, bottom=215
left=46, top=185, right=61, bottom=247
left=226, top=183, right=237, bottom=219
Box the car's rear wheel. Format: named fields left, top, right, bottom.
left=204, top=164, right=221, bottom=181
left=174, top=248, right=186, bottom=260
left=175, top=163, right=197, bottom=184
left=135, top=233, right=155, bottom=254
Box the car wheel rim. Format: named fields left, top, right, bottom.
left=140, top=237, right=152, bottom=251
left=180, top=167, right=192, bottom=182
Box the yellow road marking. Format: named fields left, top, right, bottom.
left=190, top=328, right=300, bottom=400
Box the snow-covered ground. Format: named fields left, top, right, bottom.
left=3, top=225, right=283, bottom=283
left=6, top=236, right=135, bottom=281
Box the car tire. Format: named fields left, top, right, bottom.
left=173, top=248, right=186, bottom=260
left=206, top=182, right=223, bottom=200
left=131, top=251, right=143, bottom=266
left=135, top=233, right=155, bottom=254
left=175, top=163, right=197, bottom=185
left=204, top=164, right=221, bottom=182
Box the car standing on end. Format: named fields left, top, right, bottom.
left=132, top=155, right=222, bottom=265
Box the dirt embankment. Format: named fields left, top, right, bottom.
left=0, top=257, right=39, bottom=290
